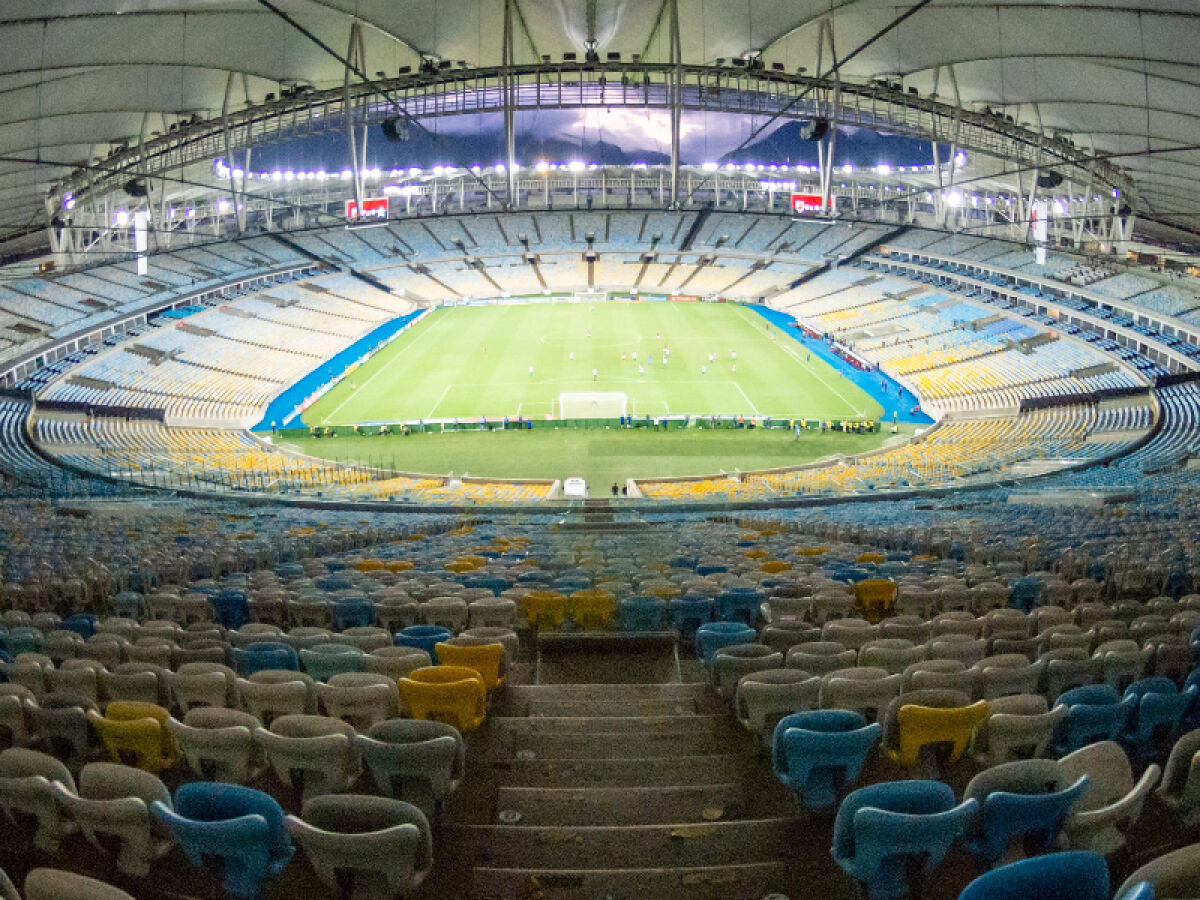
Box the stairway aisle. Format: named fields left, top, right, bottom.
left=442, top=674, right=805, bottom=900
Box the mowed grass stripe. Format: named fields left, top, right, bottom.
left=302, top=302, right=882, bottom=426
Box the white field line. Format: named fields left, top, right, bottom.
left=319, top=310, right=452, bottom=423
left=733, top=381, right=760, bottom=416
left=427, top=383, right=453, bottom=418
left=736, top=305, right=867, bottom=417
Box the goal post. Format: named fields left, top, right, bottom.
left=559, top=391, right=627, bottom=419
left=573, top=291, right=608, bottom=304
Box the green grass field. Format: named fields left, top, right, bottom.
left=277, top=425, right=916, bottom=488
left=302, top=302, right=883, bottom=426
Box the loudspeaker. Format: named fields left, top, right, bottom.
left=800, top=118, right=829, bottom=141
left=123, top=179, right=148, bottom=197
left=380, top=119, right=408, bottom=142
left=1035, top=171, right=1063, bottom=189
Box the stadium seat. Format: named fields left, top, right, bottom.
left=831, top=779, right=977, bottom=900
left=695, top=622, right=757, bottom=666
left=354, top=719, right=465, bottom=816
left=49, top=762, right=173, bottom=877
left=1050, top=684, right=1136, bottom=756
left=285, top=795, right=432, bottom=898
left=882, top=693, right=989, bottom=770
left=168, top=707, right=264, bottom=783
left=1058, top=741, right=1160, bottom=854
left=237, top=670, right=315, bottom=724
left=152, top=782, right=294, bottom=898
left=232, top=641, right=299, bottom=676
left=396, top=625, right=454, bottom=658
left=398, top=665, right=487, bottom=733
left=1157, top=727, right=1200, bottom=828
left=735, top=668, right=821, bottom=747
left=87, top=701, right=179, bottom=773
left=434, top=642, right=505, bottom=693
left=1121, top=677, right=1197, bottom=757
left=0, top=747, right=76, bottom=852
left=254, top=714, right=359, bottom=801
left=23, top=869, right=136, bottom=900
left=299, top=643, right=366, bottom=681
left=711, top=644, right=783, bottom=698
left=1116, top=843, right=1200, bottom=900
left=957, top=851, right=1111, bottom=900
left=969, top=693, right=1065, bottom=765
left=772, top=709, right=881, bottom=809
left=962, top=759, right=1090, bottom=868
left=316, top=672, right=401, bottom=729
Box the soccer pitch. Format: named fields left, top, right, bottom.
left=303, top=301, right=883, bottom=426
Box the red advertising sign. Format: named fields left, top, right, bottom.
left=791, top=192, right=824, bottom=215
left=345, top=197, right=389, bottom=220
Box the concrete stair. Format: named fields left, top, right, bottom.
left=456, top=671, right=795, bottom=900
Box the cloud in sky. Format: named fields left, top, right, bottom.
left=432, top=109, right=757, bottom=163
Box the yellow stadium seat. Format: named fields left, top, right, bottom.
left=797, top=547, right=828, bottom=557
left=443, top=561, right=475, bottom=574
left=385, top=560, right=414, bottom=572
left=886, top=701, right=990, bottom=768
left=433, top=643, right=504, bottom=692
left=521, top=591, right=567, bottom=630
left=87, top=700, right=179, bottom=772
left=760, top=560, right=792, bottom=574
left=354, top=560, right=384, bottom=572
left=744, top=549, right=768, bottom=560
left=856, top=552, right=886, bottom=565
left=855, top=579, right=898, bottom=624
left=398, top=666, right=486, bottom=733
left=567, top=590, right=617, bottom=630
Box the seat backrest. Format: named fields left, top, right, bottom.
left=24, top=868, right=136, bottom=900
left=894, top=700, right=990, bottom=767
left=957, top=851, right=1110, bottom=900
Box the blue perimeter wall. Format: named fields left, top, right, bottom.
left=253, top=309, right=425, bottom=431
left=749, top=304, right=934, bottom=425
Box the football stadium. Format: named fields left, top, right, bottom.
left=0, top=2, right=1199, bottom=899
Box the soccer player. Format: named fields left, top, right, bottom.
left=592, top=367, right=598, bottom=381
left=621, top=352, right=626, bottom=362
left=731, top=363, right=736, bottom=373
left=701, top=365, right=707, bottom=375
left=632, top=351, right=638, bottom=361
left=638, top=365, right=645, bottom=376
left=570, top=351, right=574, bottom=361
left=731, top=350, right=736, bottom=360
left=529, top=366, right=534, bottom=378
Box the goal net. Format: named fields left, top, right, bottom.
left=559, top=391, right=627, bottom=419
left=573, top=291, right=608, bottom=304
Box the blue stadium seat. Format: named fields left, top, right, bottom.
left=152, top=782, right=293, bottom=898
left=772, top=710, right=881, bottom=809
left=958, top=851, right=1110, bottom=900
left=832, top=780, right=977, bottom=900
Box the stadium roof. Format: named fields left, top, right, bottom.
left=2, top=0, right=1199, bottom=250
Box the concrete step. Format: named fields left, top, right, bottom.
left=447, top=818, right=798, bottom=869
left=471, top=861, right=791, bottom=900
left=496, top=754, right=746, bottom=788
left=504, top=686, right=700, bottom=715
left=492, top=714, right=729, bottom=735
left=527, top=698, right=700, bottom=717
left=505, top=728, right=736, bottom=760
left=495, top=784, right=743, bottom=826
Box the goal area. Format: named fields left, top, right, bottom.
left=559, top=391, right=627, bottom=419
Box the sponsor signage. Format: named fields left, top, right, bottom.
left=345, top=197, right=389, bottom=220
left=791, top=192, right=824, bottom=214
